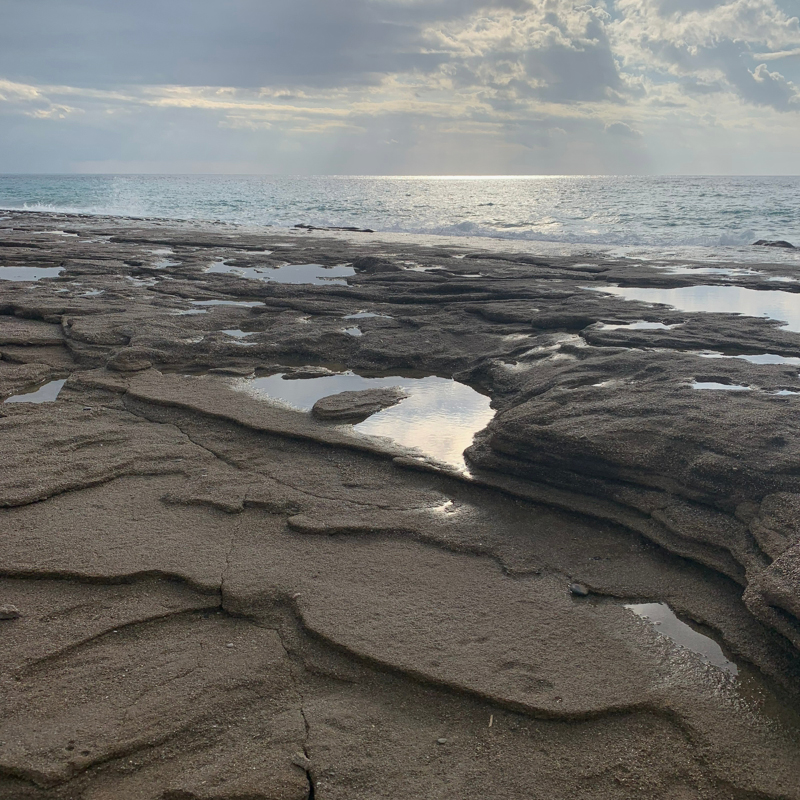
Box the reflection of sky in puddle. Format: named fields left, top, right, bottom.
left=127, top=276, right=158, bottom=287
left=190, top=299, right=265, bottom=308
left=343, top=311, right=392, bottom=320
left=659, top=265, right=762, bottom=277
left=239, top=372, right=494, bottom=471
left=344, top=327, right=362, bottom=337
left=626, top=602, right=738, bottom=674
left=207, top=261, right=355, bottom=285
left=221, top=329, right=258, bottom=346
left=4, top=379, right=67, bottom=404
left=0, top=266, right=64, bottom=281
left=692, top=382, right=751, bottom=391
left=696, top=351, right=800, bottom=366
left=597, top=321, right=680, bottom=331
left=222, top=329, right=255, bottom=339
left=593, top=285, right=800, bottom=332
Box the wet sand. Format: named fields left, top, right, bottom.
left=1, top=211, right=799, bottom=799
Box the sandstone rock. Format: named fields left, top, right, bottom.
left=569, top=583, right=590, bottom=597
left=312, top=387, right=408, bottom=422
left=750, top=493, right=800, bottom=560
left=0, top=604, right=21, bottom=620
left=753, top=239, right=795, bottom=249
left=106, top=347, right=153, bottom=372
left=352, top=256, right=403, bottom=273
left=0, top=318, right=64, bottom=346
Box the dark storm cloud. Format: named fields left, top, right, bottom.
left=0, top=0, right=525, bottom=89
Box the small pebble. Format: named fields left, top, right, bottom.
left=83, top=406, right=92, bottom=411
left=436, top=738, right=448, bottom=744
left=225, top=642, right=234, bottom=648
left=292, top=752, right=311, bottom=769
left=569, top=583, right=590, bottom=597
left=0, top=604, right=21, bottom=620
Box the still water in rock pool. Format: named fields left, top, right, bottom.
left=626, top=602, right=738, bottom=674
left=207, top=261, right=355, bottom=285
left=238, top=371, right=494, bottom=471
left=4, top=379, right=66, bottom=403
left=594, top=285, right=800, bottom=332
left=0, top=266, right=64, bottom=281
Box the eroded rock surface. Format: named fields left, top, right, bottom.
left=312, top=387, right=408, bottom=421
left=1, top=211, right=799, bottom=799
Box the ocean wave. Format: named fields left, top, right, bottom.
left=2, top=174, right=798, bottom=253
left=0, top=201, right=781, bottom=250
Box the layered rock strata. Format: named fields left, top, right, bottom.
left=1, top=211, right=799, bottom=799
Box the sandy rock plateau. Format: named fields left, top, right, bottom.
left=1, top=211, right=799, bottom=799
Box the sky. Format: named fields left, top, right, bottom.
left=0, top=0, right=798, bottom=175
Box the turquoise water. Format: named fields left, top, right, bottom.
left=1, top=175, right=799, bottom=250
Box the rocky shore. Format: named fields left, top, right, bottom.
left=1, top=211, right=799, bottom=799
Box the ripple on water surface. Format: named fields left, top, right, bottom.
left=236, top=371, right=494, bottom=471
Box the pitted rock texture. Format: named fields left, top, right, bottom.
left=311, top=387, right=408, bottom=421
left=1, top=211, right=799, bottom=799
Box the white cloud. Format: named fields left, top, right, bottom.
left=0, top=0, right=798, bottom=173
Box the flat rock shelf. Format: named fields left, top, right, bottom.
left=1, top=210, right=800, bottom=800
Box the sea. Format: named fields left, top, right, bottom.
left=1, top=174, right=799, bottom=264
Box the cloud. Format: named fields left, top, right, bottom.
left=0, top=0, right=523, bottom=90
left=755, top=46, right=800, bottom=60
left=0, top=0, right=799, bottom=174
left=611, top=0, right=800, bottom=110
left=605, top=121, right=643, bottom=137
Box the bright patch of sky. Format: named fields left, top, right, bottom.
left=0, top=0, right=798, bottom=174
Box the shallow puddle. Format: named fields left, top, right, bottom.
left=343, top=311, right=392, bottom=320
left=222, top=329, right=256, bottom=339
left=0, top=266, right=64, bottom=281
left=691, top=382, right=751, bottom=391
left=596, top=321, right=680, bottom=331
left=593, top=285, right=800, bottom=332
left=696, top=351, right=800, bottom=366
left=190, top=300, right=265, bottom=308
left=31, top=230, right=78, bottom=237
left=659, top=265, right=762, bottom=277
left=344, top=327, right=363, bottom=337
left=207, top=261, right=355, bottom=285
left=220, top=329, right=258, bottom=346
left=4, top=379, right=67, bottom=404
left=237, top=371, right=494, bottom=471
left=625, top=602, right=738, bottom=674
